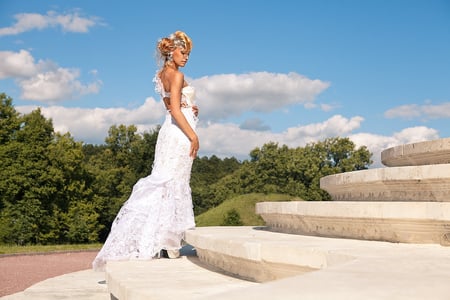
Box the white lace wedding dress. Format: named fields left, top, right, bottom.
left=92, top=74, right=198, bottom=271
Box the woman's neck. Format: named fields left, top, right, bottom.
left=164, top=62, right=178, bottom=71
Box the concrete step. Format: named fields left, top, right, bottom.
left=381, top=137, right=450, bottom=167
left=319, top=163, right=450, bottom=201
left=105, top=245, right=256, bottom=300
left=185, top=226, right=450, bottom=300
left=185, top=226, right=353, bottom=282
left=256, top=201, right=450, bottom=245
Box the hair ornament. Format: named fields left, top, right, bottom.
left=169, top=33, right=186, bottom=49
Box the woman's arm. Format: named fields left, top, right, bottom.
left=168, top=71, right=199, bottom=157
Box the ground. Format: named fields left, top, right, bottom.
left=0, top=251, right=98, bottom=297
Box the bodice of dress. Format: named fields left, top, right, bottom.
left=181, top=86, right=195, bottom=107
left=153, top=74, right=196, bottom=108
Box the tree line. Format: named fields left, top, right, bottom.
left=0, top=93, right=372, bottom=245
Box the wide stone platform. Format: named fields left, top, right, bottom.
left=106, top=226, right=450, bottom=300
left=106, top=255, right=256, bottom=300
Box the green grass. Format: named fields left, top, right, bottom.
left=0, top=243, right=102, bottom=255
left=195, top=193, right=301, bottom=226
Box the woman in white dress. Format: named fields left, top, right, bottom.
left=92, top=31, right=199, bottom=271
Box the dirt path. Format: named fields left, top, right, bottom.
left=0, top=251, right=99, bottom=297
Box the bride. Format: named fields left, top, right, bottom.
left=92, top=31, right=199, bottom=271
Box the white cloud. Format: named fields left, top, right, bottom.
left=20, top=67, right=101, bottom=102
left=16, top=100, right=441, bottom=169
left=239, top=118, right=270, bottom=131
left=198, top=115, right=365, bottom=160
left=198, top=118, right=439, bottom=168
left=384, top=102, right=450, bottom=120
left=391, top=126, right=439, bottom=143
left=384, top=104, right=421, bottom=119
left=421, top=102, right=450, bottom=119
left=16, top=99, right=365, bottom=159
left=0, top=10, right=101, bottom=36
left=0, top=50, right=38, bottom=78
left=17, top=97, right=165, bottom=144
left=197, top=123, right=271, bottom=158
left=283, top=115, right=363, bottom=144
left=0, top=50, right=101, bottom=103
left=320, top=103, right=338, bottom=112
left=191, top=72, right=330, bottom=120
left=12, top=70, right=330, bottom=154
left=12, top=69, right=441, bottom=169
left=349, top=126, right=439, bottom=168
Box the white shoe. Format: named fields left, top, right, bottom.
left=166, top=249, right=180, bottom=258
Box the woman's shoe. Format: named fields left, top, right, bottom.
left=154, top=250, right=162, bottom=259
left=159, top=249, right=180, bottom=259
left=160, top=249, right=169, bottom=258
left=166, top=249, right=180, bottom=259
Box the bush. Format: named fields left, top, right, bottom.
left=221, top=208, right=244, bottom=226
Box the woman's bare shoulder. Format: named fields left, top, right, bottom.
left=166, top=68, right=184, bottom=80
left=170, top=70, right=185, bottom=86
left=160, top=68, right=182, bottom=83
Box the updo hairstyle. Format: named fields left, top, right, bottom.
left=157, top=31, right=193, bottom=66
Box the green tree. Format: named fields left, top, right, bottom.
left=65, top=201, right=103, bottom=243
left=87, top=125, right=160, bottom=241
left=47, top=133, right=92, bottom=212
left=129, top=128, right=159, bottom=179
left=191, top=155, right=242, bottom=214
left=0, top=109, right=54, bottom=208
left=0, top=199, right=45, bottom=245
left=0, top=97, right=97, bottom=244
left=199, top=137, right=372, bottom=210
left=0, top=93, right=21, bottom=145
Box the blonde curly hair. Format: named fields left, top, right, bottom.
left=156, top=31, right=193, bottom=66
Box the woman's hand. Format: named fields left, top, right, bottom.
left=189, top=135, right=199, bottom=158
left=192, top=105, right=199, bottom=117
left=163, top=97, right=171, bottom=111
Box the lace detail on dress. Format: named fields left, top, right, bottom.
left=153, top=73, right=196, bottom=109
left=92, top=71, right=198, bottom=272
left=153, top=72, right=166, bottom=97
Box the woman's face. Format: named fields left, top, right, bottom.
left=172, top=47, right=190, bottom=67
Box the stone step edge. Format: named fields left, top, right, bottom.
left=319, top=163, right=450, bottom=202
left=186, top=226, right=358, bottom=283
left=192, top=228, right=450, bottom=300
left=256, top=202, right=450, bottom=246
left=105, top=256, right=257, bottom=300
left=255, top=201, right=450, bottom=220
left=381, top=137, right=450, bottom=167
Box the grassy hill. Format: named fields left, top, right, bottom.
left=195, top=193, right=302, bottom=227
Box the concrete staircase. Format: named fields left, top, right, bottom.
left=259, top=137, right=450, bottom=246
left=105, top=138, right=450, bottom=300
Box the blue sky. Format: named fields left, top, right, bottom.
left=1, top=0, right=449, bottom=167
